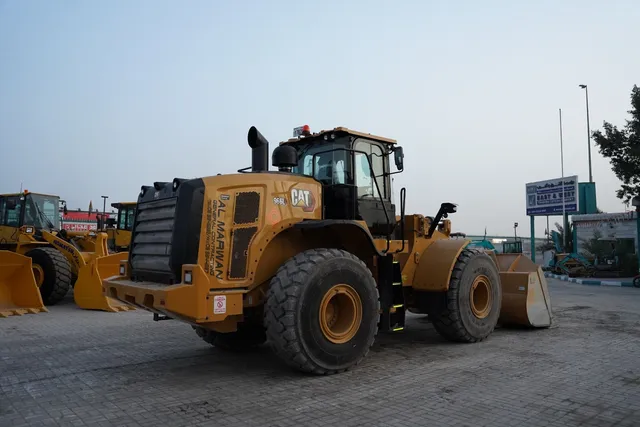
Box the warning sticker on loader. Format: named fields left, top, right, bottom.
left=213, top=295, right=226, bottom=314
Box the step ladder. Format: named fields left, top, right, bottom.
left=379, top=259, right=406, bottom=332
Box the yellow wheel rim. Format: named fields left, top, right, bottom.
left=470, top=275, right=492, bottom=319
left=319, top=284, right=362, bottom=344
left=32, top=264, right=45, bottom=288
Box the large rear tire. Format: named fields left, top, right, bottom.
left=264, top=248, right=380, bottom=375
left=429, top=248, right=502, bottom=343
left=26, top=247, right=73, bottom=306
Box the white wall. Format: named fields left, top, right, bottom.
left=573, top=212, right=638, bottom=254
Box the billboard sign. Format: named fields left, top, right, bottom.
left=59, top=210, right=110, bottom=231
left=526, top=175, right=579, bottom=216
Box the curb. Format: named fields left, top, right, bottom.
left=544, top=272, right=635, bottom=288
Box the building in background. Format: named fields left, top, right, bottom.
left=573, top=211, right=638, bottom=255
left=59, top=208, right=113, bottom=231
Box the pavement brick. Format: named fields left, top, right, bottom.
left=1, top=280, right=639, bottom=426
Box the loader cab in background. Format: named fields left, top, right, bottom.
left=0, top=192, right=60, bottom=245
left=103, top=202, right=136, bottom=252
left=111, top=202, right=136, bottom=232
left=278, top=128, right=405, bottom=239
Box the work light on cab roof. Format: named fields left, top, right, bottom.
left=293, top=124, right=312, bottom=138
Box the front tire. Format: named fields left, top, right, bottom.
left=264, top=248, right=380, bottom=375
left=26, top=247, right=73, bottom=305
left=429, top=248, right=502, bottom=343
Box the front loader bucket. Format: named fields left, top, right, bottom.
left=0, top=251, right=48, bottom=318
left=490, top=252, right=552, bottom=328
left=73, top=252, right=135, bottom=312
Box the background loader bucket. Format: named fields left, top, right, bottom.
left=74, top=252, right=135, bottom=312
left=490, top=252, right=553, bottom=328
left=0, top=251, right=47, bottom=317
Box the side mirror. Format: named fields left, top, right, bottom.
left=64, top=205, right=68, bottom=215
left=6, top=199, right=17, bottom=210
left=393, top=146, right=404, bottom=171
left=441, top=202, right=458, bottom=215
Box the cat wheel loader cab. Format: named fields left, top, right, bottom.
left=0, top=190, right=134, bottom=313
left=103, top=125, right=552, bottom=375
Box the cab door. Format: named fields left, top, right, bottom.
left=352, top=140, right=396, bottom=238
left=0, top=196, right=24, bottom=248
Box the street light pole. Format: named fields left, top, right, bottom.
left=579, top=84, right=593, bottom=183
left=101, top=195, right=108, bottom=231
left=559, top=108, right=568, bottom=251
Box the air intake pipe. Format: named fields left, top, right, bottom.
left=247, top=126, right=269, bottom=172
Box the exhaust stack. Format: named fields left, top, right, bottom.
left=247, top=126, right=269, bottom=172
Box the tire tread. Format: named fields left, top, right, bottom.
left=27, top=247, right=73, bottom=305
left=264, top=248, right=380, bottom=375
left=430, top=248, right=499, bottom=343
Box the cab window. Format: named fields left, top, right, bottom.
left=354, top=140, right=386, bottom=199
left=118, top=209, right=127, bottom=229
left=125, top=209, right=135, bottom=230
left=3, top=196, right=22, bottom=227
left=294, top=141, right=351, bottom=185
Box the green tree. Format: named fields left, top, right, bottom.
left=592, top=85, right=640, bottom=204
left=537, top=221, right=574, bottom=253
left=579, top=229, right=607, bottom=259
left=554, top=221, right=574, bottom=253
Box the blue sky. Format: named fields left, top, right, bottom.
left=1, top=0, right=638, bottom=236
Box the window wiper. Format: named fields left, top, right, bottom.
left=33, top=202, right=55, bottom=230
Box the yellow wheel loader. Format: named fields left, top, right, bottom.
left=102, top=202, right=136, bottom=252
left=103, top=126, right=552, bottom=374
left=0, top=191, right=134, bottom=313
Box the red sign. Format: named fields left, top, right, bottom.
left=60, top=210, right=110, bottom=231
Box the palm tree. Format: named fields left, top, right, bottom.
left=537, top=222, right=574, bottom=253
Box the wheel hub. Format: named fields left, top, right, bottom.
left=470, top=275, right=492, bottom=319
left=319, top=284, right=362, bottom=344
left=32, top=264, right=44, bottom=288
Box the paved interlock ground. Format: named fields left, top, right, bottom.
left=1, top=279, right=639, bottom=426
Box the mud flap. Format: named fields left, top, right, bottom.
left=489, top=252, right=552, bottom=328
left=0, top=251, right=48, bottom=318
left=73, top=252, right=135, bottom=312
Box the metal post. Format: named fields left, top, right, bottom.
left=559, top=108, right=569, bottom=251
left=530, top=215, right=536, bottom=263
left=579, top=84, right=593, bottom=183
left=546, top=215, right=550, bottom=243
left=101, top=195, right=108, bottom=231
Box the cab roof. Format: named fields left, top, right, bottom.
left=279, top=127, right=397, bottom=146
left=0, top=191, right=59, bottom=198
left=111, top=202, right=136, bottom=209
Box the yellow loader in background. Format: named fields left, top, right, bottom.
left=103, top=125, right=552, bottom=375
left=60, top=201, right=136, bottom=255
left=99, top=202, right=136, bottom=252
left=0, top=191, right=134, bottom=314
